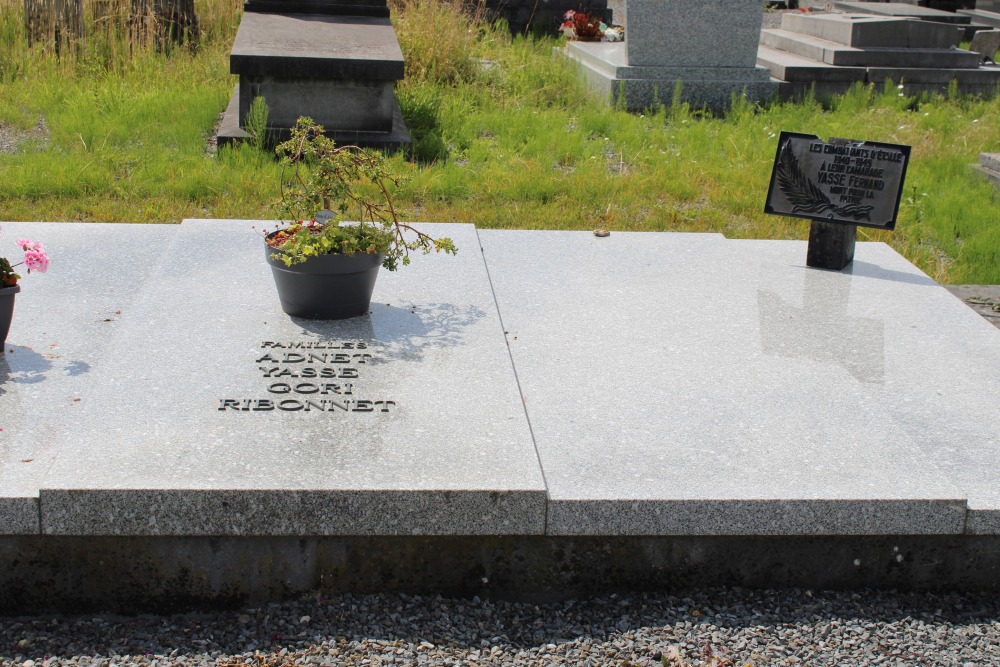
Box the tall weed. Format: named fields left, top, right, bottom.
left=390, top=0, right=485, bottom=86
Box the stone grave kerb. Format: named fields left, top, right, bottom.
left=624, top=0, right=765, bottom=69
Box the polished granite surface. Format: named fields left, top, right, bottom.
left=2, top=222, right=998, bottom=536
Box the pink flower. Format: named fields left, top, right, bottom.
left=14, top=238, right=50, bottom=273
left=1, top=233, right=50, bottom=284
left=24, top=249, right=49, bottom=273
left=18, top=239, right=44, bottom=253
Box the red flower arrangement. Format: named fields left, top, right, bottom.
left=561, top=10, right=605, bottom=40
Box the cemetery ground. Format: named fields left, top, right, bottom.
left=0, top=0, right=999, bottom=284
left=1, top=588, right=999, bottom=666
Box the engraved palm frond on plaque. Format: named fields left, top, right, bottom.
left=776, top=142, right=874, bottom=222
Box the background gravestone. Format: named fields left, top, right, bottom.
left=562, top=0, right=776, bottom=112
left=759, top=12, right=1000, bottom=101
left=969, top=29, right=1000, bottom=62
left=473, top=0, right=611, bottom=35
left=625, top=0, right=762, bottom=68
left=218, top=0, right=410, bottom=149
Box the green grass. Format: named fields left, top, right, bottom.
left=2, top=0, right=1000, bottom=282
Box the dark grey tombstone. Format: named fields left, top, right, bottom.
left=218, top=0, right=410, bottom=149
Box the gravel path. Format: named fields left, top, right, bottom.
left=945, top=285, right=1000, bottom=332
left=0, top=116, right=48, bottom=155
left=1, top=588, right=998, bottom=667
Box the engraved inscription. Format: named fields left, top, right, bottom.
left=218, top=341, right=395, bottom=414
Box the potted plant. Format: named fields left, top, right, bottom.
left=0, top=227, right=50, bottom=346
left=263, top=117, right=457, bottom=319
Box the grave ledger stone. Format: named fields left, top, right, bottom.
left=37, top=221, right=546, bottom=536
left=218, top=0, right=410, bottom=149
left=562, top=0, right=777, bottom=112
left=764, top=131, right=910, bottom=270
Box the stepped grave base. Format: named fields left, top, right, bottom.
left=563, top=41, right=776, bottom=112
left=759, top=11, right=1000, bottom=101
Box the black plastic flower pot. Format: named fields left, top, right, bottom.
left=0, top=284, right=19, bottom=345
left=265, top=237, right=382, bottom=320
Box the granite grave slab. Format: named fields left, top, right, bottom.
left=0, top=223, right=179, bottom=534
left=759, top=28, right=980, bottom=68
left=39, top=221, right=545, bottom=536
left=968, top=28, right=1000, bottom=62
left=959, top=8, right=1000, bottom=30
left=973, top=151, right=1000, bottom=184
left=834, top=1, right=989, bottom=40
left=777, top=12, right=963, bottom=48
left=479, top=230, right=1000, bottom=536
left=5, top=222, right=1000, bottom=541
left=242, top=0, right=390, bottom=17
left=228, top=12, right=404, bottom=134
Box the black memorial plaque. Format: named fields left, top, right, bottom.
left=764, top=132, right=910, bottom=231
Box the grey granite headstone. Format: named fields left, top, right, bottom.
left=563, top=0, right=777, bottom=111
left=626, top=0, right=762, bottom=68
